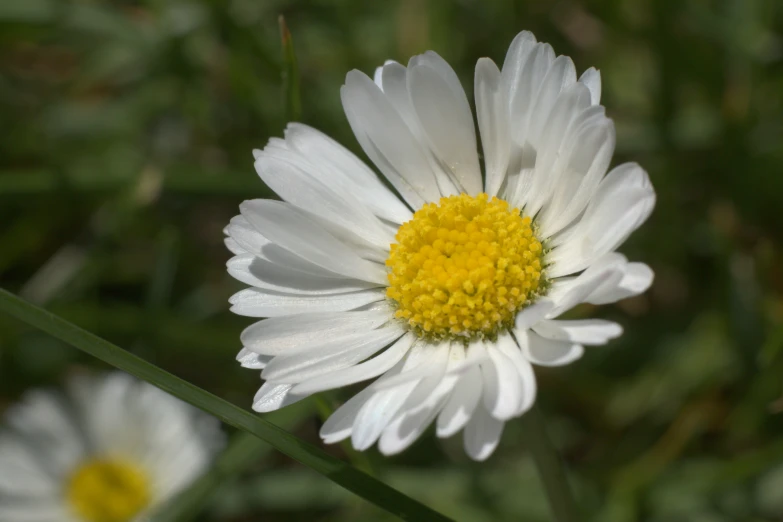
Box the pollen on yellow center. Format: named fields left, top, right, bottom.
left=386, top=193, right=545, bottom=339
left=67, top=458, right=151, bottom=522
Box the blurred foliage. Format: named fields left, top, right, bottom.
left=1, top=0, right=783, bottom=520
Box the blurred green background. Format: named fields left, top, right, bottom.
left=2, top=0, right=783, bottom=520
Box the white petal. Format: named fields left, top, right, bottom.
left=226, top=217, right=344, bottom=279
left=351, top=381, right=420, bottom=451
left=444, top=339, right=489, bottom=375
left=371, top=340, right=450, bottom=390
left=377, top=344, right=464, bottom=454
left=236, top=348, right=271, bottom=369
left=501, top=31, right=539, bottom=105
left=526, top=55, right=577, bottom=151
left=224, top=237, right=246, bottom=255
left=253, top=151, right=392, bottom=248
left=342, top=70, right=442, bottom=206
left=516, top=329, right=584, bottom=367
left=586, top=261, right=654, bottom=305
left=252, top=382, right=309, bottom=412
left=5, top=391, right=84, bottom=473
left=539, top=115, right=615, bottom=237
left=0, top=501, right=73, bottom=522
left=482, top=344, right=524, bottom=421
left=260, top=325, right=405, bottom=382
left=548, top=162, right=655, bottom=277
left=229, top=288, right=385, bottom=317
left=533, top=319, right=623, bottom=345
left=0, top=435, right=60, bottom=495
left=240, top=199, right=387, bottom=284
left=224, top=215, right=269, bottom=255
left=463, top=405, right=504, bottom=461
left=545, top=253, right=626, bottom=317
left=514, top=299, right=555, bottom=330
left=349, top=341, right=448, bottom=451
left=506, top=42, right=555, bottom=146
left=378, top=375, right=458, bottom=455
left=436, top=365, right=483, bottom=438
left=408, top=53, right=482, bottom=195
left=319, top=386, right=377, bottom=444
left=227, top=255, right=378, bottom=296
left=284, top=123, right=412, bottom=223
left=578, top=67, right=602, bottom=105
left=511, top=83, right=592, bottom=212
left=496, top=333, right=537, bottom=415
left=291, top=333, right=416, bottom=395
left=240, top=309, right=391, bottom=355
left=475, top=58, right=510, bottom=197
left=377, top=61, right=461, bottom=197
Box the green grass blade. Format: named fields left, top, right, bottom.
left=0, top=288, right=453, bottom=522
left=279, top=15, right=302, bottom=122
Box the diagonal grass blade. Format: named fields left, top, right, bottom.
left=0, top=288, right=453, bottom=522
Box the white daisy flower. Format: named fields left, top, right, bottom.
left=226, top=30, right=655, bottom=461
left=0, top=372, right=222, bottom=522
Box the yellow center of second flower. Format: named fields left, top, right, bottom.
left=67, top=458, right=151, bottom=522
left=386, top=193, right=545, bottom=339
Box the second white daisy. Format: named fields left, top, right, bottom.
left=0, top=372, right=222, bottom=522
left=226, top=30, right=655, bottom=460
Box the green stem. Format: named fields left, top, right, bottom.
left=521, top=404, right=581, bottom=522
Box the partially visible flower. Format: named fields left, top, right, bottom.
left=226, top=30, right=655, bottom=460
left=0, top=372, right=222, bottom=522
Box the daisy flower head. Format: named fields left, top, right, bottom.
left=226, top=30, right=655, bottom=461
left=0, top=372, right=222, bottom=522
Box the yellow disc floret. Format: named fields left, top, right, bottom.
left=67, top=458, right=151, bottom=522
left=386, top=193, right=545, bottom=339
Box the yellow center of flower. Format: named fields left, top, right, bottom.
left=386, top=193, right=545, bottom=339
left=67, top=458, right=151, bottom=522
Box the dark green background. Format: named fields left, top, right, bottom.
left=1, top=0, right=782, bottom=520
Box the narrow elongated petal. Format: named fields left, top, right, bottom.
left=516, top=329, right=584, bottom=366
left=475, top=58, right=510, bottom=197
left=284, top=123, right=412, bottom=224
left=408, top=54, right=482, bottom=195
left=229, top=288, right=385, bottom=317
left=240, top=200, right=387, bottom=284
left=292, top=333, right=416, bottom=395
left=342, top=70, right=443, bottom=206
left=240, top=310, right=391, bottom=355
left=463, top=406, right=504, bottom=461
